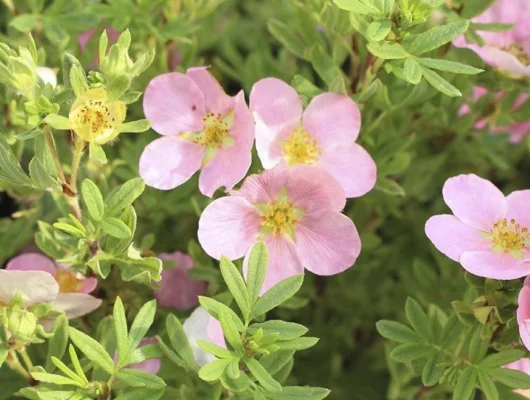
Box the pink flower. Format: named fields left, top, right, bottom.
left=453, top=0, right=530, bottom=77
left=154, top=252, right=206, bottom=311
left=425, top=174, right=530, bottom=280
left=504, top=356, right=530, bottom=398
left=6, top=253, right=101, bottom=320
left=459, top=86, right=530, bottom=143
left=249, top=78, right=376, bottom=198
left=140, top=67, right=254, bottom=197
left=518, top=277, right=530, bottom=352
left=183, top=307, right=225, bottom=367
left=115, top=337, right=161, bottom=374
left=198, top=165, right=361, bottom=292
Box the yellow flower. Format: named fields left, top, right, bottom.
left=69, top=88, right=126, bottom=144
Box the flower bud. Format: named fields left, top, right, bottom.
left=7, top=309, right=38, bottom=345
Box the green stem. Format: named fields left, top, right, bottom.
left=7, top=351, right=31, bottom=380
left=44, top=125, right=67, bottom=185
left=66, top=139, right=85, bottom=221
left=18, top=348, right=34, bottom=370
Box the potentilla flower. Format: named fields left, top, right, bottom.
left=459, top=86, right=530, bottom=143
left=453, top=0, right=530, bottom=77
left=198, top=165, right=361, bottom=292
left=154, top=252, right=206, bottom=311
left=6, top=253, right=101, bottom=320
left=518, top=277, right=530, bottom=352
left=504, top=356, right=530, bottom=398
left=249, top=78, right=376, bottom=198
left=183, top=307, right=225, bottom=367
left=425, top=174, right=530, bottom=279
left=140, top=67, right=254, bottom=197
left=69, top=88, right=126, bottom=144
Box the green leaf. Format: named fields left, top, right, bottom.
left=454, top=367, right=477, bottom=400
left=166, top=314, right=196, bottom=367
left=29, top=157, right=59, bottom=190
left=403, top=58, right=422, bottom=84
left=101, top=217, right=132, bottom=239
left=367, top=41, right=408, bottom=59
left=0, top=135, right=33, bottom=187
left=199, top=358, right=232, bottom=382
left=44, top=114, right=71, bottom=130
left=267, top=19, right=307, bottom=59
left=480, top=350, right=526, bottom=368
left=107, top=75, right=131, bottom=101
left=265, top=386, right=331, bottom=400
left=246, top=241, right=269, bottom=305
left=245, top=357, right=282, bottom=392
left=114, top=388, right=165, bottom=400
left=486, top=368, right=530, bottom=389
left=120, top=119, right=152, bottom=133
left=260, top=351, right=295, bottom=375
left=477, top=369, right=499, bottom=400
left=220, top=256, right=250, bottom=319
left=50, top=357, right=86, bottom=386
left=198, top=340, right=233, bottom=359
left=105, top=178, right=145, bottom=216
left=219, top=304, right=242, bottom=350
left=9, top=14, right=39, bottom=32
left=127, top=300, right=157, bottom=354
left=404, top=298, right=431, bottom=339
left=311, top=45, right=343, bottom=86
left=115, top=369, right=166, bottom=389
left=199, top=297, right=244, bottom=331
left=82, top=179, right=105, bottom=221
left=404, top=21, right=470, bottom=55
left=334, top=0, right=381, bottom=16
left=421, top=67, right=462, bottom=97
left=31, top=372, right=84, bottom=387
left=68, top=345, right=89, bottom=386
left=390, top=343, right=432, bottom=362
left=422, top=350, right=444, bottom=386
left=45, top=315, right=69, bottom=372
left=248, top=321, right=308, bottom=341
left=68, top=327, right=115, bottom=374
left=251, top=275, right=304, bottom=319
left=53, top=222, right=86, bottom=238
left=469, top=328, right=489, bottom=363
left=275, top=337, right=319, bottom=351
left=89, top=143, right=107, bottom=164
left=366, top=20, right=392, bottom=41
left=418, top=58, right=483, bottom=74
left=376, top=320, right=421, bottom=343
left=113, top=297, right=129, bottom=367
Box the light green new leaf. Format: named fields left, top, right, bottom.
left=199, top=296, right=244, bottom=331
left=50, top=357, right=86, bottom=387
left=44, top=114, right=71, bottom=130
left=220, top=256, right=250, bottom=319
left=102, top=217, right=132, bottom=239
left=421, top=67, right=462, bottom=97
left=81, top=179, right=105, bottom=221
left=68, top=327, right=115, bottom=374
left=199, top=358, right=232, bottom=382
left=367, top=41, right=408, bottom=59
left=418, top=58, right=483, bottom=74
left=198, top=340, right=233, bottom=359
left=113, top=297, right=129, bottom=367
left=121, top=119, right=152, bottom=133
left=403, top=58, right=422, bottom=84
left=9, top=14, right=38, bottom=32
left=246, top=241, right=269, bottom=305
left=248, top=320, right=308, bottom=341
left=127, top=300, right=157, bottom=353
left=219, top=305, right=242, bottom=350
left=366, top=20, right=392, bottom=41
left=89, top=143, right=107, bottom=164
left=31, top=372, right=85, bottom=387
left=405, top=21, right=469, bottom=55
left=251, top=275, right=304, bottom=319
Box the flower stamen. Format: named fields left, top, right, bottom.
left=281, top=128, right=321, bottom=166
left=490, top=218, right=528, bottom=257
left=55, top=269, right=83, bottom=294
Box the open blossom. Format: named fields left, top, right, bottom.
left=5, top=253, right=101, bottom=320
left=154, top=252, right=206, bottom=311
left=249, top=78, right=376, bottom=198
left=518, top=277, right=530, bottom=352
left=183, top=307, right=225, bottom=367
left=459, top=86, right=530, bottom=143
left=453, top=0, right=530, bottom=77
left=198, top=165, right=361, bottom=292
left=425, top=174, right=530, bottom=279
left=504, top=356, right=530, bottom=398
left=140, top=67, right=254, bottom=197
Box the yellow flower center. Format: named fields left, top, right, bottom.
left=282, top=128, right=321, bottom=166
left=55, top=269, right=83, bottom=294
left=490, top=218, right=529, bottom=257
left=76, top=101, right=112, bottom=135
left=256, top=189, right=304, bottom=240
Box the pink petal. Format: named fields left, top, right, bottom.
left=183, top=307, right=226, bottom=367
left=139, top=136, right=203, bottom=190
left=187, top=67, right=234, bottom=115
left=504, top=358, right=530, bottom=376
left=199, top=91, right=254, bottom=197
left=287, top=165, right=346, bottom=214
left=52, top=293, right=102, bottom=319
left=127, top=338, right=161, bottom=374
left=295, top=212, right=360, bottom=276
left=425, top=215, right=491, bottom=262
left=249, top=77, right=302, bottom=130
left=460, top=251, right=530, bottom=280
left=78, top=277, right=98, bottom=294
left=510, top=122, right=530, bottom=143
left=506, top=190, right=530, bottom=232
left=143, top=72, right=205, bottom=135
left=442, top=174, right=507, bottom=231
left=259, top=236, right=303, bottom=294
left=318, top=142, right=377, bottom=198
left=0, top=270, right=58, bottom=307
left=234, top=166, right=289, bottom=204
left=483, top=47, right=530, bottom=78
left=207, top=316, right=226, bottom=349
left=198, top=197, right=262, bottom=260
left=302, top=93, right=361, bottom=144
left=6, top=253, right=57, bottom=276
left=254, top=115, right=285, bottom=170
left=155, top=253, right=205, bottom=311
left=518, top=285, right=530, bottom=351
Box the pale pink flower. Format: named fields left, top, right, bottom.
left=154, top=252, right=205, bottom=311
left=249, top=78, right=376, bottom=198
left=198, top=165, right=361, bottom=292
left=518, top=277, right=530, bottom=352
left=504, top=356, right=530, bottom=398
left=425, top=174, right=530, bottom=279
left=459, top=86, right=530, bottom=143
left=115, top=337, right=161, bottom=374
left=453, top=0, right=530, bottom=77
left=6, top=253, right=101, bottom=320
left=140, top=67, right=254, bottom=197
left=183, top=307, right=225, bottom=367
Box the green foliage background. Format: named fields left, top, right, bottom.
left=1, top=0, right=530, bottom=399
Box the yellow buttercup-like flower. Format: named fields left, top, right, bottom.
left=69, top=88, right=126, bottom=144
